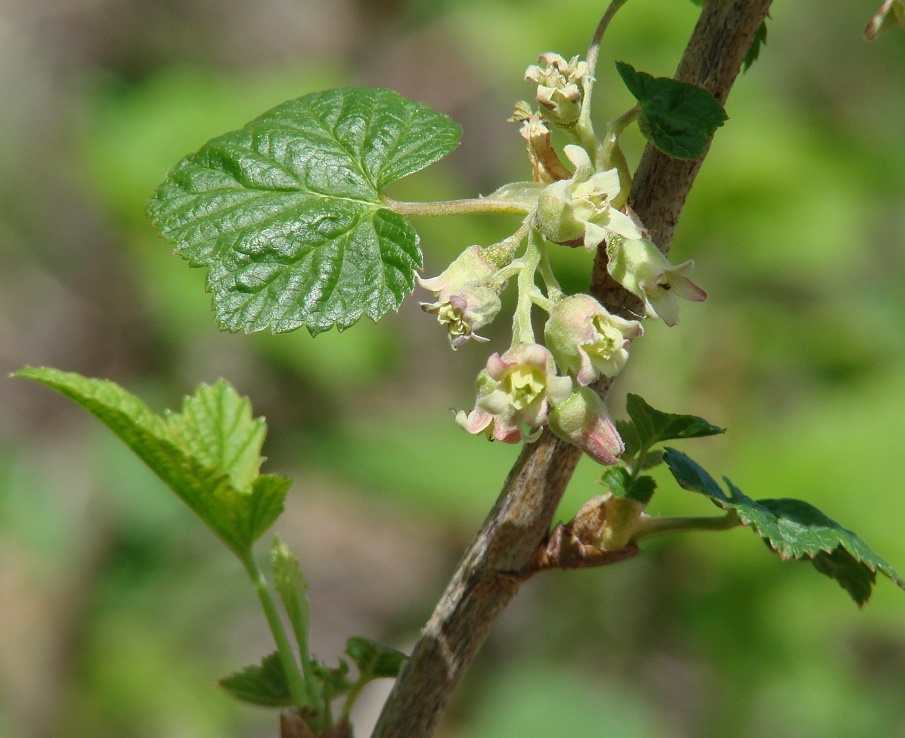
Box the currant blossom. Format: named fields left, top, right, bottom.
left=525, top=53, right=589, bottom=126
left=456, top=343, right=573, bottom=443
left=421, top=285, right=501, bottom=348
left=535, top=145, right=641, bottom=250
left=544, top=294, right=643, bottom=386
left=606, top=237, right=706, bottom=327
left=548, top=387, right=623, bottom=466
left=418, top=245, right=504, bottom=348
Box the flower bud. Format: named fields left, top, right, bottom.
left=544, top=294, right=643, bottom=385
left=525, top=53, right=589, bottom=126
left=548, top=387, right=623, bottom=466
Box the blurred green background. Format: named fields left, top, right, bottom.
left=1, top=1, right=903, bottom=736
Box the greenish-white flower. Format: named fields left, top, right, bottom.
left=418, top=245, right=508, bottom=348
left=606, top=237, right=706, bottom=327
left=536, top=145, right=641, bottom=250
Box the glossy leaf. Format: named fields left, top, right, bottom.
left=615, top=62, right=728, bottom=159
left=664, top=448, right=905, bottom=606
left=15, top=367, right=288, bottom=558
left=625, top=393, right=724, bottom=451
left=147, top=87, right=461, bottom=335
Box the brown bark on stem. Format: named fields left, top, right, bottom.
left=372, top=2, right=773, bottom=736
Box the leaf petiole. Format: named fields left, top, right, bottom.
left=383, top=195, right=533, bottom=218
left=630, top=510, right=742, bottom=544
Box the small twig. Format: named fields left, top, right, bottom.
left=372, top=3, right=773, bottom=737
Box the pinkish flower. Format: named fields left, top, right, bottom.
left=421, top=284, right=502, bottom=348
left=544, top=294, right=643, bottom=385
left=418, top=245, right=505, bottom=348
left=456, top=343, right=573, bottom=443
left=548, top=387, right=624, bottom=466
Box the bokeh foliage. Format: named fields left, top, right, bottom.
left=2, top=1, right=903, bottom=736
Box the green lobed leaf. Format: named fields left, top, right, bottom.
left=147, top=87, right=462, bottom=335
left=625, top=394, right=725, bottom=451
left=615, top=62, right=728, bottom=160
left=345, top=636, right=408, bottom=681
left=15, top=367, right=288, bottom=558
left=664, top=448, right=905, bottom=606
left=614, top=419, right=641, bottom=463
left=599, top=467, right=657, bottom=505
left=218, top=652, right=294, bottom=707
left=660, top=446, right=729, bottom=502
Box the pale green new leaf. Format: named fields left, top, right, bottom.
left=218, top=652, right=294, bottom=707
left=147, top=87, right=461, bottom=335
left=166, top=379, right=266, bottom=490
left=15, top=367, right=288, bottom=558
left=345, top=636, right=407, bottom=681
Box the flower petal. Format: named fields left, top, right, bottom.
left=647, top=290, right=680, bottom=327
left=667, top=274, right=707, bottom=302
left=604, top=210, right=643, bottom=241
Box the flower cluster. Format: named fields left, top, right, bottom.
left=525, top=53, right=590, bottom=126
left=453, top=340, right=624, bottom=466
left=445, top=290, right=642, bottom=466
left=416, top=49, right=709, bottom=469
